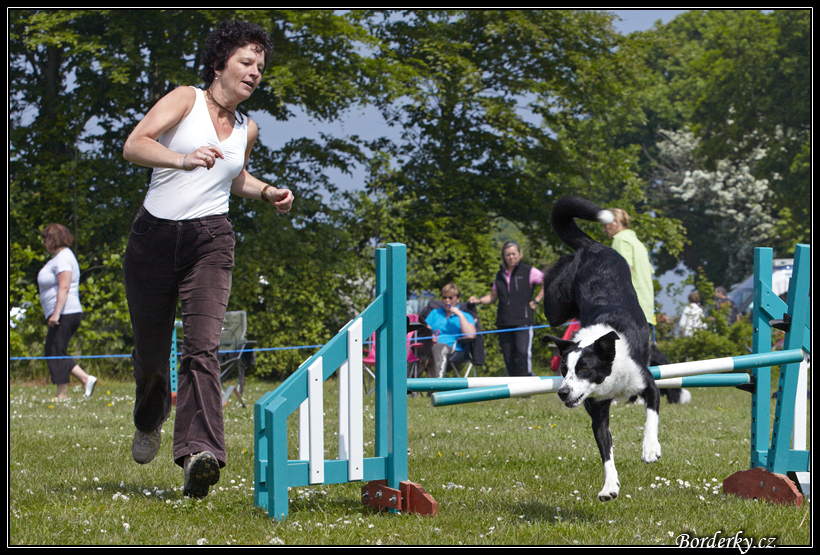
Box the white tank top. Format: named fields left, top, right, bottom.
left=142, top=87, right=248, bottom=220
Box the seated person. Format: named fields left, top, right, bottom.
left=424, top=283, right=476, bottom=378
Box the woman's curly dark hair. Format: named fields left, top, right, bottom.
left=201, top=20, right=274, bottom=88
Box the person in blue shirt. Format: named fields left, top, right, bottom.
left=424, top=283, right=476, bottom=378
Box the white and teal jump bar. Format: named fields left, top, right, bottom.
left=421, top=348, right=805, bottom=407
left=648, top=349, right=804, bottom=380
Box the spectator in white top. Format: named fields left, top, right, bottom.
left=37, top=223, right=96, bottom=400
left=678, top=291, right=707, bottom=337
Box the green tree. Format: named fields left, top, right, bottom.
left=626, top=9, right=810, bottom=286
left=8, top=9, right=392, bottom=377
left=358, top=10, right=685, bottom=294
left=9, top=9, right=702, bottom=381
left=688, top=10, right=811, bottom=227
left=651, top=128, right=777, bottom=286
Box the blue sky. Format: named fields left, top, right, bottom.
left=610, top=9, right=687, bottom=33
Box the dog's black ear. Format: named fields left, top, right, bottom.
left=592, top=331, right=619, bottom=362
left=543, top=334, right=576, bottom=357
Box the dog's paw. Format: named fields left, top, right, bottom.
left=598, top=475, right=620, bottom=502
left=597, top=485, right=620, bottom=502
left=642, top=440, right=662, bottom=463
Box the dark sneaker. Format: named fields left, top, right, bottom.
left=183, top=451, right=220, bottom=498
left=132, top=426, right=162, bottom=464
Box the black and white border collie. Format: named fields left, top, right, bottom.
left=542, top=196, right=661, bottom=502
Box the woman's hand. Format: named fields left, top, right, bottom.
left=231, top=170, right=295, bottom=214
left=230, top=120, right=295, bottom=214
left=183, top=145, right=225, bottom=171
left=267, top=187, right=294, bottom=214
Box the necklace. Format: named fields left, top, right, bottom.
left=206, top=88, right=244, bottom=125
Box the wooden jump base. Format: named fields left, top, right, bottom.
left=723, top=467, right=804, bottom=508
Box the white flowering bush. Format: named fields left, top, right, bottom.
left=654, top=128, right=776, bottom=284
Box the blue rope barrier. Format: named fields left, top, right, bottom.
left=8, top=324, right=559, bottom=362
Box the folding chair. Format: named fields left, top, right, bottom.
left=219, top=311, right=256, bottom=407
left=362, top=333, right=377, bottom=395
left=447, top=336, right=478, bottom=378
left=362, top=316, right=425, bottom=395
left=406, top=314, right=426, bottom=378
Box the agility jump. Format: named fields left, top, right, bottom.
left=253, top=243, right=809, bottom=519
left=411, top=348, right=802, bottom=406
left=253, top=244, right=436, bottom=521
left=409, top=243, right=811, bottom=506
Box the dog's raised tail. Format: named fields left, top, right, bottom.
left=551, top=196, right=614, bottom=251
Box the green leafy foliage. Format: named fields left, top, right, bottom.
left=626, top=9, right=811, bottom=284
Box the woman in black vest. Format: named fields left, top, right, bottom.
left=470, top=241, right=544, bottom=377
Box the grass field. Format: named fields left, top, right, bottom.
left=9, top=376, right=811, bottom=546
